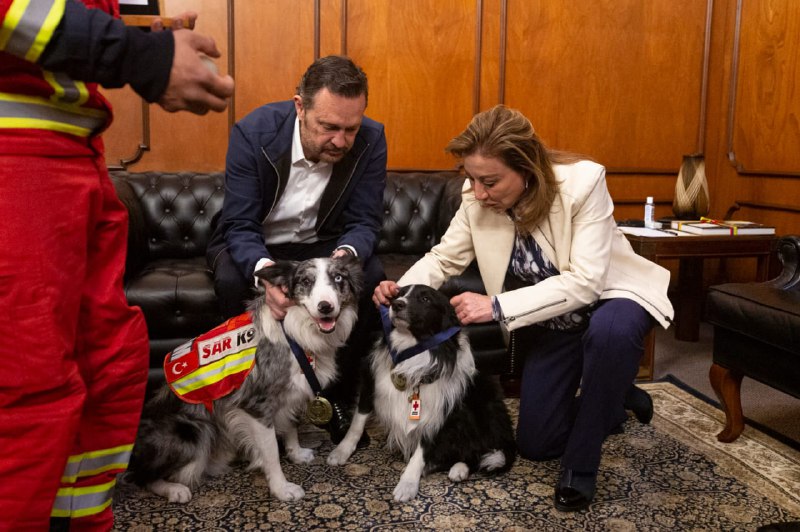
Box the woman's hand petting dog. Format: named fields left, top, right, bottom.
left=373, top=280, right=400, bottom=307
left=449, top=292, right=493, bottom=325
left=374, top=282, right=493, bottom=325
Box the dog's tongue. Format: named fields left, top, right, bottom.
left=316, top=317, right=336, bottom=332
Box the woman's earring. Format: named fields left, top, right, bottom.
left=525, top=180, right=529, bottom=190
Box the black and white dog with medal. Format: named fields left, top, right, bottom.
left=327, top=284, right=516, bottom=502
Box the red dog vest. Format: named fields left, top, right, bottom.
left=164, top=313, right=258, bottom=411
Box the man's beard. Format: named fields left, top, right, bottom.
left=300, top=120, right=349, bottom=163
left=316, top=145, right=347, bottom=163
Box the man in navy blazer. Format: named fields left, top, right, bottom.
left=207, top=56, right=387, bottom=442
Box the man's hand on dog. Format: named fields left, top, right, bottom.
left=373, top=282, right=493, bottom=325
left=263, top=281, right=293, bottom=320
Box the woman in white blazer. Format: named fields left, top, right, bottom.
left=374, top=105, right=674, bottom=511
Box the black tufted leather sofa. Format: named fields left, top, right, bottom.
left=707, top=235, right=799, bottom=443
left=110, top=170, right=511, bottom=390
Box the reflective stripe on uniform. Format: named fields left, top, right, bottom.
left=50, top=480, right=115, bottom=519
left=171, top=348, right=257, bottom=396
left=0, top=0, right=65, bottom=62
left=43, top=70, right=89, bottom=105
left=59, top=444, right=133, bottom=484
left=0, top=92, right=107, bottom=136
left=51, top=444, right=133, bottom=518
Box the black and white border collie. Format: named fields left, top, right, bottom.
left=327, top=284, right=516, bottom=501
left=127, top=256, right=362, bottom=503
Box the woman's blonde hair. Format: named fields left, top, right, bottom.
left=446, top=105, right=582, bottom=231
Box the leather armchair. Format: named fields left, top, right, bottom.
left=111, top=170, right=511, bottom=390
left=707, top=235, right=800, bottom=442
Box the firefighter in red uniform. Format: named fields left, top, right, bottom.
left=0, top=1, right=234, bottom=530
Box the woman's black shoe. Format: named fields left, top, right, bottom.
left=554, top=469, right=596, bottom=512
left=624, top=385, right=653, bottom=424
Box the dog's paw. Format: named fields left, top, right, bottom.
left=327, top=444, right=355, bottom=466
left=479, top=449, right=507, bottom=471
left=392, top=479, right=420, bottom=502
left=148, top=480, right=193, bottom=504
left=287, top=446, right=315, bottom=464
left=271, top=481, right=305, bottom=501
left=448, top=462, right=470, bottom=482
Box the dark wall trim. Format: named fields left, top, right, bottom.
left=228, top=0, right=235, bottom=132
left=473, top=0, right=483, bottom=115
left=108, top=99, right=150, bottom=170
left=697, top=0, right=713, bottom=153
left=498, top=0, right=507, bottom=105
left=314, top=0, right=320, bottom=59
left=341, top=0, right=348, bottom=55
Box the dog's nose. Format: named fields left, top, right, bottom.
left=318, top=301, right=333, bottom=315
left=391, top=299, right=406, bottom=312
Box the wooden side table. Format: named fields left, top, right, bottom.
left=624, top=233, right=777, bottom=380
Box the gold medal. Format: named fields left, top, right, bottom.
left=391, top=372, right=407, bottom=391
left=307, top=395, right=333, bottom=426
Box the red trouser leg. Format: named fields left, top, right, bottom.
left=0, top=155, right=148, bottom=531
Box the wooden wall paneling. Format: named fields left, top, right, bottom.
left=728, top=0, right=800, bottom=175
left=707, top=0, right=800, bottom=237
left=131, top=0, right=230, bottom=171
left=502, top=0, right=709, bottom=174
left=103, top=0, right=231, bottom=171
left=101, top=86, right=146, bottom=169
left=606, top=174, right=679, bottom=221
left=233, top=1, right=316, bottom=123
left=319, top=0, right=345, bottom=57
left=700, top=0, right=735, bottom=221
left=346, top=0, right=481, bottom=169
left=478, top=0, right=503, bottom=110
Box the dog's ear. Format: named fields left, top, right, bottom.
left=332, top=253, right=360, bottom=269
left=438, top=288, right=460, bottom=328
left=331, top=255, right=364, bottom=299
left=254, top=260, right=299, bottom=291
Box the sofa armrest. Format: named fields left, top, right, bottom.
left=768, top=235, right=800, bottom=290
left=110, top=174, right=148, bottom=280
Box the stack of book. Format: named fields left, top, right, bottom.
left=670, top=218, right=776, bottom=235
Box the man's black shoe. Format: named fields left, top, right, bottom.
left=624, top=385, right=654, bottom=424
left=325, top=401, right=370, bottom=448
left=554, top=469, right=596, bottom=512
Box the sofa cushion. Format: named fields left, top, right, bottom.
left=116, top=171, right=225, bottom=260
left=706, top=282, right=800, bottom=355
left=378, top=171, right=463, bottom=255
left=125, top=257, right=223, bottom=358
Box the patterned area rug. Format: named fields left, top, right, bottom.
left=112, top=381, right=800, bottom=531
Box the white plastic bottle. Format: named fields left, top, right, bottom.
left=644, top=196, right=656, bottom=228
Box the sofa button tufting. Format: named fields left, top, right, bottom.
left=183, top=236, right=189, bottom=241
left=165, top=208, right=171, bottom=213
left=175, top=310, right=182, bottom=316
left=199, top=209, right=204, bottom=214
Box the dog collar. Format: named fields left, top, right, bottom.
left=281, top=322, right=323, bottom=395
left=379, top=305, right=461, bottom=365
left=280, top=322, right=335, bottom=427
